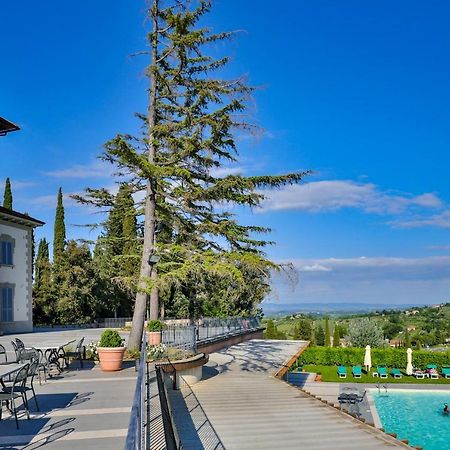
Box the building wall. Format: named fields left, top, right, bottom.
left=0, top=219, right=33, bottom=333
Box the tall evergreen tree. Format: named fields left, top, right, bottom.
left=33, top=238, right=55, bottom=324
left=53, top=187, right=66, bottom=266
left=404, top=328, right=411, bottom=348
left=333, top=324, right=340, bottom=347
left=3, top=177, right=12, bottom=209
left=325, top=317, right=331, bottom=347
left=315, top=325, right=325, bottom=346
left=75, top=0, right=310, bottom=349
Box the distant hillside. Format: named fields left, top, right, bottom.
left=262, top=302, right=424, bottom=317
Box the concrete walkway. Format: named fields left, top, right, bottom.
left=0, top=329, right=134, bottom=449
left=170, top=340, right=412, bottom=450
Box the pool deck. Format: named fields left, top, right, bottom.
left=0, top=328, right=134, bottom=449
left=170, top=339, right=413, bottom=449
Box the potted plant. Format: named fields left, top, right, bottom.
left=97, top=329, right=125, bottom=371
left=147, top=320, right=165, bottom=346
left=315, top=372, right=322, bottom=382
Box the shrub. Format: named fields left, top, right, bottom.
left=147, top=320, right=165, bottom=332
left=98, top=329, right=124, bottom=348
left=346, top=318, right=384, bottom=347
left=298, top=346, right=450, bottom=368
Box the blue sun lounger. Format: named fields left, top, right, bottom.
left=390, top=368, right=402, bottom=379
left=337, top=365, right=347, bottom=378
left=374, top=365, right=388, bottom=378
left=442, top=367, right=450, bottom=379
left=352, top=365, right=362, bottom=378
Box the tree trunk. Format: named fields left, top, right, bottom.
left=149, top=268, right=159, bottom=320
left=128, top=0, right=159, bottom=350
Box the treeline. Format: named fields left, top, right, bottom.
left=3, top=179, right=274, bottom=324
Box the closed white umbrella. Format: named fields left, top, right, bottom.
left=364, top=345, right=372, bottom=372
left=406, top=348, right=413, bottom=375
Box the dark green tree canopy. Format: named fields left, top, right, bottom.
left=53, top=187, right=66, bottom=266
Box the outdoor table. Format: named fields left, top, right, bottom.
left=32, top=340, right=76, bottom=373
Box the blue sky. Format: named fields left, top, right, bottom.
left=2, top=0, right=450, bottom=307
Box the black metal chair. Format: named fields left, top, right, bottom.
left=0, top=363, right=30, bottom=428
left=3, top=349, right=40, bottom=411
left=11, top=341, right=21, bottom=362
left=0, top=344, right=7, bottom=364
left=64, top=338, right=86, bottom=369
left=15, top=339, right=25, bottom=350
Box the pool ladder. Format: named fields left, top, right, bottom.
left=376, top=383, right=388, bottom=395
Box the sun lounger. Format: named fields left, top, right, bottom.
left=442, top=367, right=450, bottom=379
left=413, top=369, right=425, bottom=379
left=374, top=365, right=388, bottom=378
left=352, top=365, right=362, bottom=378
left=426, top=365, right=439, bottom=379
left=337, top=365, right=347, bottom=378
left=390, top=368, right=402, bottom=379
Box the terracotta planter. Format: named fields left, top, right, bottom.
left=147, top=331, right=162, bottom=346
left=97, top=347, right=126, bottom=371
left=315, top=374, right=322, bottom=382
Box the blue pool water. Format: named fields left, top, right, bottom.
left=373, top=390, right=450, bottom=450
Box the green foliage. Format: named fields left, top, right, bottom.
left=99, top=329, right=124, bottom=348
left=298, top=346, right=450, bottom=369
left=3, top=177, right=12, bottom=209
left=292, top=319, right=313, bottom=340
left=264, top=320, right=287, bottom=340
left=147, top=320, right=165, bottom=332
left=315, top=324, right=325, bottom=346
left=404, top=329, right=411, bottom=348
left=75, top=0, right=310, bottom=331
left=324, top=317, right=330, bottom=347
left=55, top=241, right=107, bottom=324
left=53, top=187, right=66, bottom=267
left=33, top=238, right=55, bottom=324
left=383, top=321, right=403, bottom=339
left=346, top=318, right=384, bottom=347
left=333, top=325, right=340, bottom=347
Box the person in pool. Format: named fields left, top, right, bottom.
left=444, top=404, right=449, bottom=414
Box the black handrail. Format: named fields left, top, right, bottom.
left=125, top=332, right=148, bottom=450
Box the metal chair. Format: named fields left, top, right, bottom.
left=15, top=339, right=25, bottom=350
left=0, top=344, right=7, bottom=364
left=11, top=341, right=21, bottom=362
left=4, top=349, right=40, bottom=411
left=0, top=363, right=30, bottom=428
left=64, top=338, right=86, bottom=369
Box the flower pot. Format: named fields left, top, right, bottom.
left=147, top=331, right=162, bottom=346
left=315, top=374, right=322, bottom=382
left=97, top=347, right=126, bottom=371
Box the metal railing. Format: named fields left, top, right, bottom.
left=125, top=332, right=149, bottom=450
left=160, top=317, right=261, bottom=358
left=195, top=316, right=260, bottom=341
left=155, top=365, right=181, bottom=450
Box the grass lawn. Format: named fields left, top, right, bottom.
left=301, top=365, right=450, bottom=384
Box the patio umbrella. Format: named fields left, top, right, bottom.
left=406, top=348, right=413, bottom=375
left=364, top=345, right=372, bottom=371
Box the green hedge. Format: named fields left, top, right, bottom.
left=298, top=347, right=450, bottom=368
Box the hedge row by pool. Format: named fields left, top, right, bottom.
left=297, top=346, right=450, bottom=368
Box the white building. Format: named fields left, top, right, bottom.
left=0, top=206, right=44, bottom=334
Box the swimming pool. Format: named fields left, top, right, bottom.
left=373, top=389, right=450, bottom=450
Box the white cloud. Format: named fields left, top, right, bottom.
left=210, top=166, right=245, bottom=177
left=272, top=256, right=450, bottom=305
left=43, top=161, right=113, bottom=179
left=392, top=210, right=450, bottom=229
left=259, top=179, right=443, bottom=216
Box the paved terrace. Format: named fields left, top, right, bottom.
left=169, top=340, right=412, bottom=450
left=0, top=328, right=134, bottom=449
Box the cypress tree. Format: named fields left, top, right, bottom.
left=3, top=177, right=12, bottom=209
left=315, top=325, right=325, bottom=346
left=333, top=324, right=340, bottom=347
left=53, top=187, right=66, bottom=266
left=404, top=329, right=411, bottom=348
left=325, top=317, right=331, bottom=347
left=33, top=238, right=54, bottom=324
